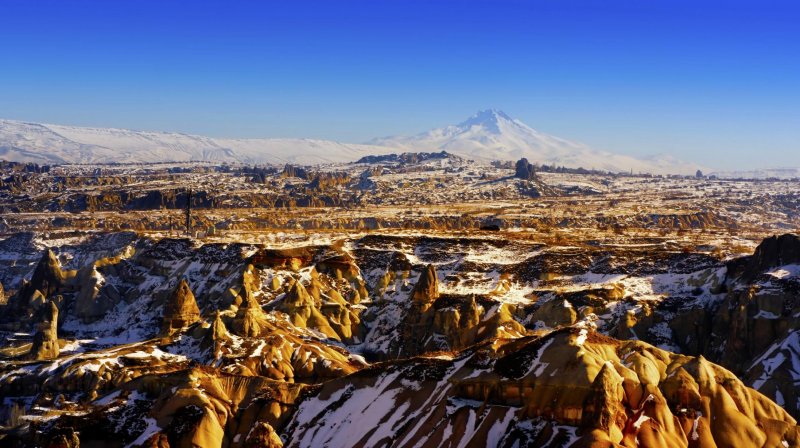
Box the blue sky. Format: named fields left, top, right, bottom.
left=1, top=0, right=798, bottom=169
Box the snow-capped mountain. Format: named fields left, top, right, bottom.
left=710, top=168, right=800, bottom=180
left=371, top=109, right=701, bottom=175
left=0, top=119, right=398, bottom=165
left=0, top=111, right=701, bottom=174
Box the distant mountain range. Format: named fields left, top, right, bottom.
left=708, top=168, right=800, bottom=180
left=0, top=119, right=396, bottom=166
left=0, top=110, right=702, bottom=174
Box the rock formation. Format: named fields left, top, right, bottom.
left=530, top=298, right=578, bottom=327
left=74, top=263, right=116, bottom=323
left=210, top=310, right=229, bottom=342
left=3, top=231, right=800, bottom=446
left=728, top=233, right=800, bottom=281
left=285, top=328, right=799, bottom=447
left=244, top=422, right=284, bottom=447
left=10, top=249, right=73, bottom=317
left=397, top=265, right=442, bottom=356
left=29, top=301, right=59, bottom=360
left=161, top=278, right=201, bottom=335
left=580, top=362, right=627, bottom=443
left=758, top=232, right=800, bottom=263
left=411, top=264, right=439, bottom=307
left=232, top=283, right=270, bottom=337
left=514, top=157, right=536, bottom=180
left=279, top=280, right=340, bottom=340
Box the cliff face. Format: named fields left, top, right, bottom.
left=727, top=233, right=800, bottom=281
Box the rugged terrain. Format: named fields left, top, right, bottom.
left=1, top=155, right=799, bottom=447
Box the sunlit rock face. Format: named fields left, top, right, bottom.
left=0, top=230, right=799, bottom=447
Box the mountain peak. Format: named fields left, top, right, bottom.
left=478, top=108, right=512, bottom=120
left=370, top=109, right=701, bottom=175
left=457, top=109, right=514, bottom=133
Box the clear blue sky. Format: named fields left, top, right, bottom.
left=1, top=0, right=798, bottom=169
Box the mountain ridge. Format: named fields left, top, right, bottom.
left=0, top=119, right=399, bottom=166
left=0, top=111, right=700, bottom=174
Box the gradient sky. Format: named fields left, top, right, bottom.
left=1, top=0, right=798, bottom=170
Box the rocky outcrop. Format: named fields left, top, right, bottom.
left=397, top=266, right=442, bottom=356
left=433, top=296, right=525, bottom=351
left=281, top=281, right=335, bottom=337
left=11, top=250, right=74, bottom=316
left=200, top=310, right=231, bottom=361
left=13, top=368, right=307, bottom=448
left=29, top=301, right=59, bottom=360
left=371, top=252, right=413, bottom=298
left=251, top=248, right=315, bottom=272
left=580, top=362, right=627, bottom=443
left=315, top=253, right=368, bottom=296
left=238, top=264, right=262, bottom=307
left=727, top=233, right=800, bottom=281
left=576, top=234, right=800, bottom=421
left=161, top=279, right=201, bottom=336
left=74, top=263, right=116, bottom=323
left=5, top=231, right=800, bottom=446
left=411, top=264, right=439, bottom=307
left=392, top=266, right=528, bottom=357
left=514, top=157, right=536, bottom=180
left=490, top=329, right=799, bottom=446
left=142, top=369, right=304, bottom=447
left=286, top=328, right=799, bottom=447
left=30, top=250, right=69, bottom=298
left=529, top=298, right=578, bottom=327
left=41, top=428, right=81, bottom=448
left=210, top=310, right=229, bottom=342
left=527, top=283, right=626, bottom=329
left=243, top=422, right=284, bottom=447
left=232, top=284, right=270, bottom=337
left=269, top=261, right=365, bottom=342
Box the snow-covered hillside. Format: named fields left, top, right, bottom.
left=710, top=167, right=800, bottom=180
left=0, top=120, right=398, bottom=165
left=0, top=111, right=701, bottom=174
left=371, top=109, right=702, bottom=175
